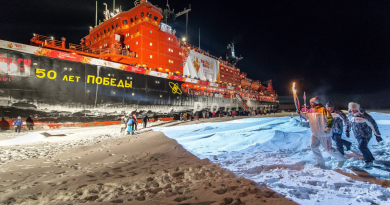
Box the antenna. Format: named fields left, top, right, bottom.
left=199, top=28, right=200, bottom=49
left=113, top=0, right=115, bottom=14
left=95, top=1, right=98, bottom=27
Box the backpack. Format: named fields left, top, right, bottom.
left=127, top=118, right=134, bottom=125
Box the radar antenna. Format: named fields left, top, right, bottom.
left=226, top=42, right=243, bottom=65
left=134, top=0, right=140, bottom=6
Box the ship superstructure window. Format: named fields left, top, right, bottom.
left=123, top=20, right=128, bottom=24
left=136, top=41, right=138, bottom=45
left=111, top=25, right=114, bottom=29
left=104, top=29, right=106, bottom=34
left=115, top=23, right=118, bottom=27
left=150, top=42, right=152, bottom=46
left=147, top=12, right=152, bottom=18
left=150, top=55, right=152, bottom=58
left=150, top=30, right=152, bottom=33
left=169, top=60, right=173, bottom=64
left=130, top=18, right=133, bottom=23
left=97, top=34, right=99, bottom=37
left=135, top=15, right=138, bottom=20
left=107, top=27, right=110, bottom=32
left=93, top=36, right=96, bottom=39
left=100, top=32, right=103, bottom=35
left=141, top=12, right=144, bottom=17
left=154, top=16, right=158, bottom=21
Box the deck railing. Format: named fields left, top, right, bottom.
left=31, top=34, right=135, bottom=58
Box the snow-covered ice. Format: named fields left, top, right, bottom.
left=154, top=113, right=390, bottom=204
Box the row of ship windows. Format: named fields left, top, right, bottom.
left=123, top=40, right=181, bottom=55
left=147, top=55, right=174, bottom=64
left=221, top=75, right=240, bottom=79
left=92, top=12, right=159, bottom=41
left=122, top=12, right=158, bottom=25
left=221, top=68, right=239, bottom=74
left=93, top=23, right=119, bottom=40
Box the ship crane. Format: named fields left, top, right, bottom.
left=162, top=1, right=191, bottom=36
left=162, top=2, right=191, bottom=22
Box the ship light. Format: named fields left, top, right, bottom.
left=51, top=36, right=54, bottom=40
left=182, top=37, right=186, bottom=42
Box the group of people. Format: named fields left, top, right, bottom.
left=120, top=113, right=149, bottom=135
left=298, top=97, right=381, bottom=169
left=9, top=116, right=34, bottom=133
left=178, top=109, right=276, bottom=121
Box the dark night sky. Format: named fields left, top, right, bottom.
left=1, top=0, right=390, bottom=108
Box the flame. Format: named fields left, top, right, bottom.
left=292, top=82, right=297, bottom=94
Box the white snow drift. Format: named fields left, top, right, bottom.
left=154, top=113, right=390, bottom=205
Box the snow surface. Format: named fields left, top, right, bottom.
left=154, top=113, right=390, bottom=204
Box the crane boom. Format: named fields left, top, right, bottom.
left=175, top=6, right=191, bottom=18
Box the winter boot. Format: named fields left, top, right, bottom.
left=346, top=143, right=352, bottom=151
left=337, top=161, right=345, bottom=168
left=363, top=162, right=373, bottom=169
left=314, top=164, right=326, bottom=169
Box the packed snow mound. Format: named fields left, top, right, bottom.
left=155, top=113, right=390, bottom=205
left=0, top=133, right=47, bottom=146
left=253, top=130, right=311, bottom=151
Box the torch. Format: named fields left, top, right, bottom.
left=292, top=83, right=302, bottom=122
left=303, top=92, right=308, bottom=121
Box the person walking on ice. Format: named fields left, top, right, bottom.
left=120, top=115, right=127, bottom=133
left=326, top=101, right=352, bottom=155
left=127, top=116, right=134, bottom=135
left=348, top=102, right=382, bottom=169
left=298, top=97, right=345, bottom=168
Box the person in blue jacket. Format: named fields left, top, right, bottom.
left=349, top=102, right=382, bottom=169
left=14, top=116, right=23, bottom=133
left=127, top=116, right=134, bottom=135
left=326, top=101, right=352, bottom=155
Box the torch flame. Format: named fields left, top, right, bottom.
left=292, top=82, right=297, bottom=94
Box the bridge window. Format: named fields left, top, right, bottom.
left=97, top=34, right=99, bottom=37
left=104, top=29, right=106, bottom=34
left=150, top=55, right=152, bottom=58
left=135, top=15, right=138, bottom=20
left=147, top=12, right=152, bottom=18
left=130, top=18, right=133, bottom=23
left=100, top=32, right=103, bottom=35
left=154, top=16, right=158, bottom=21
left=107, top=27, right=110, bottom=32
left=93, top=36, right=96, bottom=39
left=111, top=25, right=114, bottom=29
left=123, top=20, right=128, bottom=24
left=115, top=23, right=118, bottom=27
left=141, top=12, right=144, bottom=17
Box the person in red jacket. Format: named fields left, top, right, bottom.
left=132, top=113, right=138, bottom=131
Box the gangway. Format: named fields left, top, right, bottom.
left=235, top=94, right=249, bottom=111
